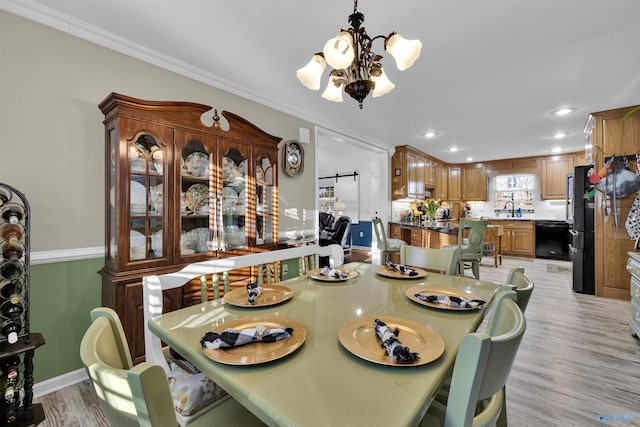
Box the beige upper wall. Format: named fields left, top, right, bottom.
left=0, top=11, right=317, bottom=251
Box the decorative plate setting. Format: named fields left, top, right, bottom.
left=338, top=315, right=444, bottom=366
left=405, top=285, right=484, bottom=311
left=184, top=183, right=208, bottom=212
left=201, top=316, right=306, bottom=365
left=375, top=265, right=428, bottom=279
left=184, top=152, right=209, bottom=177
left=307, top=268, right=359, bottom=282
left=223, top=285, right=294, bottom=307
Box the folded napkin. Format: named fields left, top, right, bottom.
left=373, top=318, right=420, bottom=363
left=200, top=325, right=293, bottom=350
left=414, top=293, right=486, bottom=309
left=246, top=282, right=263, bottom=304
left=320, top=266, right=348, bottom=279
left=385, top=261, right=418, bottom=276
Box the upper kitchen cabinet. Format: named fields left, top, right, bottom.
left=447, top=166, right=462, bottom=201
left=424, top=157, right=436, bottom=188
left=434, top=162, right=448, bottom=200
left=98, top=93, right=281, bottom=361
left=540, top=154, right=574, bottom=199
left=589, top=105, right=640, bottom=300
left=392, top=145, right=426, bottom=200
left=462, top=163, right=487, bottom=201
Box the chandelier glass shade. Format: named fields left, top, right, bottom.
left=296, top=0, right=421, bottom=109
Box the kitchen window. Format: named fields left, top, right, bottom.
left=494, top=174, right=535, bottom=214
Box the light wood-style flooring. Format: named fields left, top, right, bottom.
left=34, top=254, right=640, bottom=426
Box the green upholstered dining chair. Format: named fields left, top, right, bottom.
left=372, top=217, right=405, bottom=264
left=420, top=290, right=526, bottom=427
left=445, top=218, right=489, bottom=279
left=399, top=244, right=460, bottom=275
left=80, top=307, right=266, bottom=427
left=503, top=267, right=534, bottom=313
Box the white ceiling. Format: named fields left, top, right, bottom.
left=4, top=0, right=640, bottom=163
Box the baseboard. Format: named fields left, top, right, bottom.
left=33, top=368, right=88, bottom=398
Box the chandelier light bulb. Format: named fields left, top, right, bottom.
left=296, top=54, right=327, bottom=90
left=323, top=31, right=355, bottom=69
left=385, top=33, right=422, bottom=71
left=321, top=75, right=344, bottom=102
left=371, top=67, right=395, bottom=97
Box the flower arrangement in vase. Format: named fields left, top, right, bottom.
left=423, top=198, right=441, bottom=224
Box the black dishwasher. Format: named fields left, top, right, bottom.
left=535, top=220, right=571, bottom=261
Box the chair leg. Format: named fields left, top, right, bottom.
left=471, top=260, right=480, bottom=279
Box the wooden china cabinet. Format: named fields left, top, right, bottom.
left=98, top=93, right=281, bottom=362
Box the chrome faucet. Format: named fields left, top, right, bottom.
left=504, top=200, right=515, bottom=218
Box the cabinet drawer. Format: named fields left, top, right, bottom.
left=630, top=298, right=640, bottom=337
left=631, top=276, right=640, bottom=303
left=627, top=257, right=640, bottom=279
left=411, top=229, right=424, bottom=246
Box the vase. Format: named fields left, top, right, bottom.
left=428, top=216, right=437, bottom=226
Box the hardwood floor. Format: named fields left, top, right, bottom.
left=34, top=254, right=640, bottom=426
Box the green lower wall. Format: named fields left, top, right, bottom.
left=29, top=258, right=103, bottom=383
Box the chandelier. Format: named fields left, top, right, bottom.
left=296, top=0, right=422, bottom=109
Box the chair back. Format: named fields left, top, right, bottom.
left=332, top=216, right=351, bottom=249
left=143, top=244, right=344, bottom=373
left=319, top=212, right=335, bottom=231
left=444, top=291, right=526, bottom=427
left=81, top=307, right=174, bottom=427
left=504, top=267, right=534, bottom=313
left=457, top=218, right=489, bottom=259
left=399, top=244, right=460, bottom=275
left=372, top=218, right=390, bottom=251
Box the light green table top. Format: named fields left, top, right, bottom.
left=148, top=262, right=500, bottom=427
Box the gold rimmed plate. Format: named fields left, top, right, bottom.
left=406, top=285, right=484, bottom=311
left=375, top=265, right=428, bottom=279
left=307, top=268, right=358, bottom=282
left=223, top=285, right=294, bottom=307
left=338, top=315, right=444, bottom=366
left=202, top=316, right=305, bottom=365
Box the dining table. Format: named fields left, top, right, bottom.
left=148, top=261, right=501, bottom=427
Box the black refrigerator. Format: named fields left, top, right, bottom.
left=567, top=165, right=595, bottom=294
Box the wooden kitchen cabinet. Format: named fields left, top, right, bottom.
left=434, top=162, right=448, bottom=200
left=540, top=154, right=574, bottom=199
left=424, top=157, right=436, bottom=189
left=590, top=106, right=639, bottom=300
left=491, top=220, right=534, bottom=257
left=462, top=163, right=487, bottom=201
left=98, top=93, right=281, bottom=362
left=447, top=166, right=462, bottom=201
left=392, top=145, right=426, bottom=200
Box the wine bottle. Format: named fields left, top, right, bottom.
left=0, top=223, right=23, bottom=243
left=0, top=204, right=24, bottom=225
left=0, top=356, right=20, bottom=423
left=0, top=188, right=10, bottom=207
left=0, top=260, right=24, bottom=281
left=0, top=280, right=23, bottom=301
left=0, top=299, right=22, bottom=345
left=1, top=242, right=23, bottom=262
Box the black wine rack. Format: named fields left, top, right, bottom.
left=0, top=183, right=45, bottom=426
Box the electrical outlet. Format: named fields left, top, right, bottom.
left=359, top=231, right=364, bottom=238
left=282, top=264, right=288, bottom=275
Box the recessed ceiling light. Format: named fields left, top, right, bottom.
left=553, top=108, right=573, bottom=116
left=449, top=147, right=458, bottom=152
left=466, top=156, right=473, bottom=162
left=424, top=131, right=436, bottom=138
left=552, top=147, right=562, bottom=153
left=553, top=132, right=566, bottom=139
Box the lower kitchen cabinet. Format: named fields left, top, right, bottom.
left=491, top=220, right=534, bottom=257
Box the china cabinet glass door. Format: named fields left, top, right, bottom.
left=127, top=133, right=167, bottom=261
left=255, top=151, right=277, bottom=246
left=176, top=131, right=215, bottom=259
left=220, top=141, right=250, bottom=251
